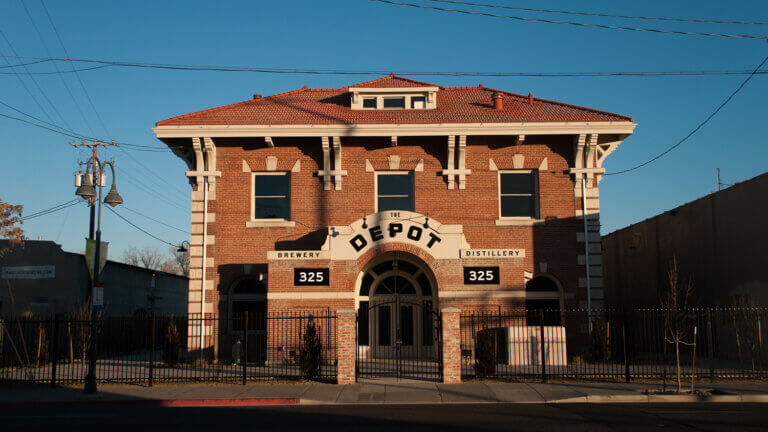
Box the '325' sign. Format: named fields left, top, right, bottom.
left=294, top=268, right=330, bottom=286
left=463, top=266, right=500, bottom=285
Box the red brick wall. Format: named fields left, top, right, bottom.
left=204, top=135, right=583, bottom=313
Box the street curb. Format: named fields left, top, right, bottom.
left=549, top=394, right=768, bottom=404
left=0, top=397, right=301, bottom=408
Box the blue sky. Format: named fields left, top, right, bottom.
left=1, top=0, right=766, bottom=261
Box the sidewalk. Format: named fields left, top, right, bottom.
left=1, top=381, right=768, bottom=407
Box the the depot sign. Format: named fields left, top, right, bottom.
left=328, top=211, right=468, bottom=260
left=267, top=212, right=532, bottom=262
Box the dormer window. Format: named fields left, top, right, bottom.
left=383, top=97, right=405, bottom=109
left=350, top=86, right=439, bottom=110
left=363, top=98, right=377, bottom=109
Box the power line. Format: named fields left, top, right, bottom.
left=0, top=98, right=88, bottom=139
left=0, top=96, right=171, bottom=150
left=0, top=28, right=72, bottom=129
left=106, top=206, right=178, bottom=247
left=121, top=206, right=190, bottom=234
left=422, top=0, right=768, bottom=25
left=0, top=64, right=110, bottom=75
left=18, top=0, right=96, bottom=137
left=369, top=0, right=768, bottom=40
left=114, top=165, right=189, bottom=211
left=23, top=199, right=81, bottom=220
left=3, top=55, right=767, bottom=78
left=606, top=52, right=768, bottom=176
left=39, top=0, right=112, bottom=140
left=0, top=111, right=89, bottom=140
left=0, top=58, right=50, bottom=68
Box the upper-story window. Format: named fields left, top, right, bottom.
left=499, top=171, right=539, bottom=219
left=362, top=98, right=377, bottom=108
left=411, top=96, right=426, bottom=109
left=350, top=86, right=439, bottom=110
left=383, top=97, right=405, bottom=108
left=376, top=172, right=414, bottom=212
left=253, top=172, right=290, bottom=220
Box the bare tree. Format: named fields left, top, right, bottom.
left=121, top=246, right=165, bottom=270
left=661, top=256, right=695, bottom=392
left=155, top=247, right=190, bottom=276
left=0, top=197, right=24, bottom=257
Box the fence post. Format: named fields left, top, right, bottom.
left=242, top=313, right=248, bottom=386
left=540, top=310, right=546, bottom=384
left=148, top=313, right=155, bottom=388
left=336, top=309, right=357, bottom=384
left=706, top=308, right=715, bottom=382
left=622, top=309, right=630, bottom=383
left=50, top=317, right=58, bottom=388
left=441, top=308, right=461, bottom=383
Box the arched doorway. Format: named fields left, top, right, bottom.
left=525, top=275, right=563, bottom=326
left=355, top=252, right=442, bottom=381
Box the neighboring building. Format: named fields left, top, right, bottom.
left=0, top=240, right=188, bottom=317
left=602, top=171, right=768, bottom=307
left=153, top=75, right=635, bottom=354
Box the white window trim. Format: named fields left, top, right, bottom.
left=374, top=170, right=414, bottom=213
left=355, top=93, right=435, bottom=110
left=496, top=169, right=543, bottom=225
left=247, top=171, right=295, bottom=228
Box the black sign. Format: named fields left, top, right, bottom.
left=294, top=268, right=329, bottom=286
left=463, top=266, right=500, bottom=285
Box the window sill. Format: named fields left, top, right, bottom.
left=495, top=218, right=545, bottom=226
left=246, top=220, right=296, bottom=228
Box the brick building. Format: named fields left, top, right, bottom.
left=153, top=75, right=635, bottom=360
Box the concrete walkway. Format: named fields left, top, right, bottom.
left=1, top=381, right=768, bottom=406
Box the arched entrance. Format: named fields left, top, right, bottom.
left=355, top=252, right=442, bottom=381
left=525, top=275, right=563, bottom=326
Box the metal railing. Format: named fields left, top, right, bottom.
left=460, top=308, right=768, bottom=382
left=0, top=312, right=337, bottom=386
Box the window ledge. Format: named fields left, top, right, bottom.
left=495, top=218, right=545, bottom=226
left=246, top=220, right=296, bottom=228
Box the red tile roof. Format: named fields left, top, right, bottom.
left=156, top=75, right=632, bottom=126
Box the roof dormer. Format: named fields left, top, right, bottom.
left=349, top=86, right=439, bottom=110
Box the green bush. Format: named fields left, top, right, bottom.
left=474, top=329, right=497, bottom=378
left=299, top=316, right=322, bottom=380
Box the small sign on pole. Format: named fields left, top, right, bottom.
left=85, top=238, right=109, bottom=280
left=93, top=283, right=104, bottom=311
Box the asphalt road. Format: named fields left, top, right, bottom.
left=1, top=403, right=765, bottom=431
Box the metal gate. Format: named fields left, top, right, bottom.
left=356, top=297, right=442, bottom=381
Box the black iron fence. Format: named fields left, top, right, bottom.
left=0, top=312, right=337, bottom=385
left=461, top=308, right=768, bottom=382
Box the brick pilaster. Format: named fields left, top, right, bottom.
left=336, top=308, right=356, bottom=384
left=441, top=307, right=461, bottom=383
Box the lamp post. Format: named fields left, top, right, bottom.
left=75, top=156, right=123, bottom=394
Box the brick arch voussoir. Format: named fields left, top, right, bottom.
left=355, top=242, right=438, bottom=273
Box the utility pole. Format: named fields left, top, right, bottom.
left=71, top=141, right=116, bottom=303
left=72, top=140, right=122, bottom=395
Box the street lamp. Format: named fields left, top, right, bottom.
left=177, top=240, right=190, bottom=253
left=74, top=157, right=123, bottom=394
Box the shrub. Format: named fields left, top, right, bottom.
left=474, top=329, right=497, bottom=378
left=163, top=317, right=182, bottom=367
left=299, top=316, right=322, bottom=380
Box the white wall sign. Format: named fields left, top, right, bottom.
left=1, top=265, right=55, bottom=279
left=267, top=250, right=330, bottom=260
left=461, top=249, right=525, bottom=259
